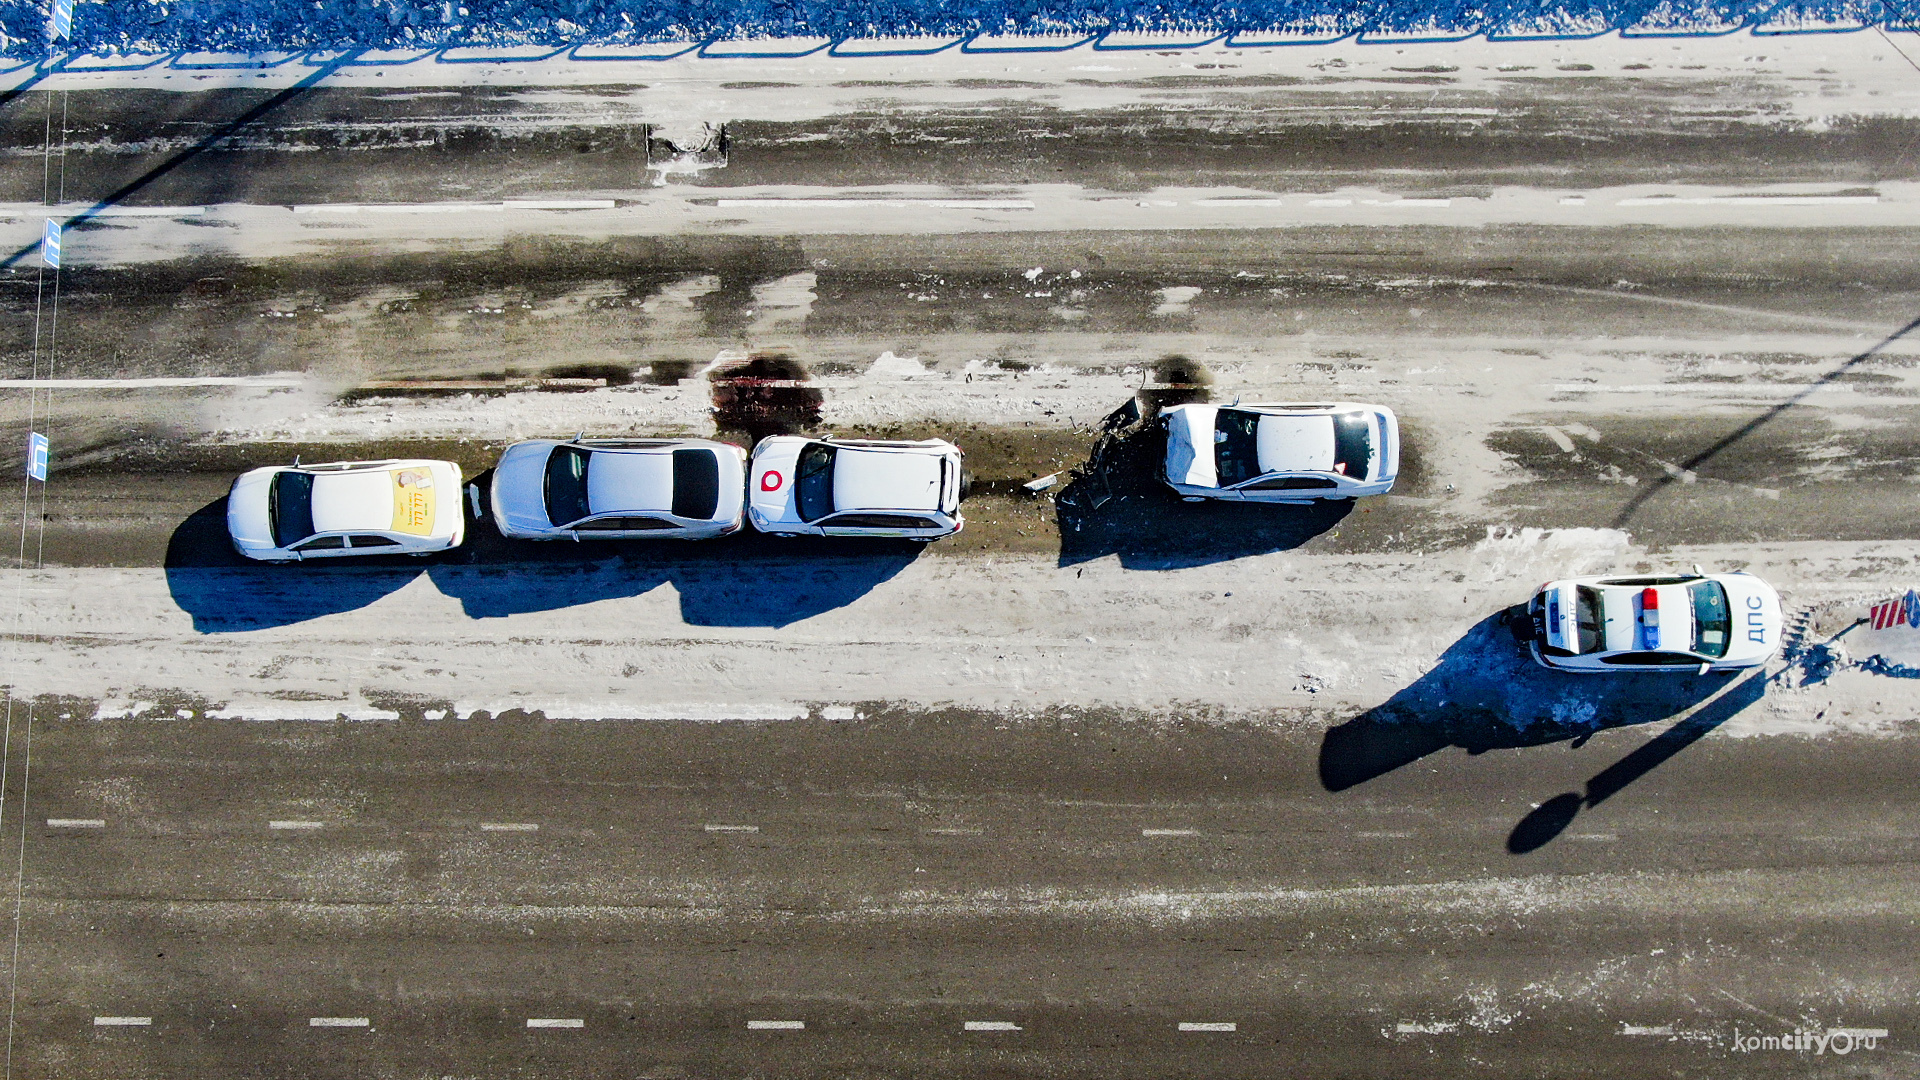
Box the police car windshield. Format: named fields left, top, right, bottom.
left=795, top=443, right=837, bottom=523
left=544, top=446, right=592, bottom=526
left=1213, top=410, right=1262, bottom=486
left=1575, top=586, right=1604, bottom=654
left=270, top=471, right=316, bottom=548
left=1689, top=580, right=1732, bottom=658
left=1333, top=413, right=1375, bottom=480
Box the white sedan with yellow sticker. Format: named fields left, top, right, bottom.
left=1508, top=570, right=1782, bottom=673
left=226, top=458, right=466, bottom=562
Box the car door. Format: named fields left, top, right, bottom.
left=289, top=534, right=351, bottom=560
left=819, top=512, right=939, bottom=537
left=347, top=534, right=405, bottom=554
left=1235, top=474, right=1341, bottom=502
left=571, top=515, right=685, bottom=539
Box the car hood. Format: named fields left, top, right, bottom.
left=1718, top=573, right=1783, bottom=663
left=1256, top=415, right=1336, bottom=474
left=226, top=468, right=277, bottom=548
left=835, top=448, right=942, bottom=512
left=1163, top=405, right=1216, bottom=487
left=493, top=443, right=558, bottom=531
left=749, top=437, right=806, bottom=523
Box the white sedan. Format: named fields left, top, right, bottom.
left=1163, top=402, right=1399, bottom=501
left=488, top=438, right=747, bottom=540
left=226, top=458, right=465, bottom=562
left=748, top=436, right=965, bottom=539
left=1513, top=571, right=1782, bottom=672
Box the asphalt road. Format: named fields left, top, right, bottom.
left=0, top=37, right=1916, bottom=1080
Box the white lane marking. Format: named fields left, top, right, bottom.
left=746, top=1019, right=805, bottom=1030
left=0, top=377, right=304, bottom=388
left=928, top=827, right=984, bottom=835
left=704, top=824, right=759, bottom=833
left=90, top=206, right=209, bottom=217
left=1192, top=198, right=1286, bottom=207
left=1179, top=1022, right=1237, bottom=1032
left=818, top=705, right=857, bottom=721
left=1617, top=195, right=1879, bottom=206
left=1559, top=196, right=1588, bottom=205
left=1396, top=1021, right=1457, bottom=1034
left=1620, top=1024, right=1674, bottom=1035
left=47, top=819, right=105, bottom=828
left=1141, top=828, right=1198, bottom=837
left=1354, top=831, right=1415, bottom=839
left=1376, top=198, right=1451, bottom=207
left=293, top=202, right=504, bottom=214
left=1568, top=833, right=1619, bottom=842
left=480, top=823, right=539, bottom=832
left=502, top=199, right=617, bottom=210
left=526, top=1018, right=583, bottom=1028
left=269, top=821, right=325, bottom=830
left=715, top=199, right=1035, bottom=210
left=309, top=1017, right=370, bottom=1027
left=92, top=1016, right=151, bottom=1026
left=964, top=1021, right=1022, bottom=1031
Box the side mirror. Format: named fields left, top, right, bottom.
left=1693, top=564, right=1704, bottom=576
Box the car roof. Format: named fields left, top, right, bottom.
left=833, top=445, right=943, bottom=512
left=584, top=448, right=675, bottom=515
left=309, top=470, right=394, bottom=533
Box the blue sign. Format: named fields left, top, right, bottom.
left=49, top=0, right=71, bottom=40
left=41, top=220, right=60, bottom=269
left=26, top=433, right=47, bottom=482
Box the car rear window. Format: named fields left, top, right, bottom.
left=671, top=449, right=721, bottom=520
left=270, top=471, right=316, bottom=548
left=1213, top=410, right=1262, bottom=486
left=1332, top=412, right=1374, bottom=479
left=1575, top=586, right=1604, bottom=654
left=1689, top=580, right=1732, bottom=658
left=795, top=443, right=837, bottom=523
left=544, top=446, right=592, bottom=527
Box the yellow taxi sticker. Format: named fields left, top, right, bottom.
left=390, top=468, right=437, bottom=536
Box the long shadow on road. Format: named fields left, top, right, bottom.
left=427, top=527, right=921, bottom=628
left=1056, top=409, right=1349, bottom=570
left=164, top=498, right=424, bottom=633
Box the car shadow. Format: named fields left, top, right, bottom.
left=425, top=527, right=922, bottom=628
left=1055, top=407, right=1350, bottom=569
left=1318, top=612, right=1757, bottom=793
left=163, top=498, right=425, bottom=633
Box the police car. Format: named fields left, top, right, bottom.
left=1163, top=402, right=1400, bottom=501
left=748, top=436, right=965, bottom=540
left=488, top=437, right=747, bottom=541
left=226, top=458, right=465, bottom=562
left=1511, top=570, right=1782, bottom=672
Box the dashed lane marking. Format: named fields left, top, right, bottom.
left=1178, top=1022, right=1237, bottom=1032
left=704, top=824, right=759, bottom=833
left=715, top=198, right=1035, bottom=210
left=92, top=1016, right=150, bottom=1026
left=269, top=821, right=325, bottom=830
left=526, top=1018, right=583, bottom=1028
left=309, top=1017, right=370, bottom=1027
left=1620, top=1024, right=1675, bottom=1036
left=46, top=819, right=104, bottom=828
left=1141, top=828, right=1198, bottom=837
left=964, top=1021, right=1023, bottom=1031
left=480, top=823, right=539, bottom=832
left=927, top=827, right=984, bottom=835
left=746, top=1020, right=805, bottom=1030
left=1354, top=831, right=1415, bottom=839
left=1396, top=1021, right=1458, bottom=1034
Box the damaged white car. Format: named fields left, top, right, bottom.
left=1163, top=402, right=1399, bottom=502
left=488, top=437, right=747, bottom=541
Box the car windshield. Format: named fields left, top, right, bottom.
left=544, top=446, right=592, bottom=526
left=1213, top=410, right=1263, bottom=486
left=1689, top=580, right=1732, bottom=658
left=795, top=443, right=837, bottom=523
left=1575, top=586, right=1605, bottom=654
left=270, top=471, right=316, bottom=548
left=1332, top=412, right=1374, bottom=479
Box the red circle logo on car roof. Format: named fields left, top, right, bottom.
left=760, top=470, right=783, bottom=492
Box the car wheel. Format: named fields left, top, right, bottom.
left=958, top=467, right=974, bottom=501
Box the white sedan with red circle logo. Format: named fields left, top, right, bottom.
left=748, top=436, right=967, bottom=540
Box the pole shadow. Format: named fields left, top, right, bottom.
left=1055, top=402, right=1350, bottom=569
left=163, top=497, right=423, bottom=633
left=1318, top=612, right=1750, bottom=792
